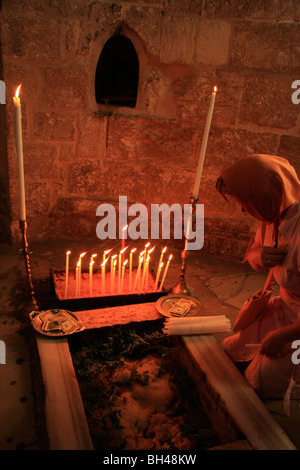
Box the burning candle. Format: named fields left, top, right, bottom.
left=13, top=84, right=26, bottom=221
left=102, top=249, right=111, bottom=264
left=140, top=255, right=150, bottom=294
left=133, top=254, right=143, bottom=292
left=154, top=262, right=163, bottom=291
left=110, top=254, right=117, bottom=290
left=111, top=258, right=117, bottom=294
left=89, top=260, right=94, bottom=297
left=159, top=254, right=173, bottom=292
left=192, top=86, right=217, bottom=199
left=75, top=259, right=80, bottom=297
left=129, top=248, right=136, bottom=293
left=64, top=250, right=71, bottom=299
left=121, top=224, right=128, bottom=262
left=158, top=246, right=167, bottom=267
left=101, top=258, right=108, bottom=295
left=121, top=259, right=128, bottom=293
left=118, top=247, right=128, bottom=293
left=78, top=252, right=86, bottom=296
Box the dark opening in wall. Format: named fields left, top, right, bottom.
left=95, top=35, right=139, bottom=108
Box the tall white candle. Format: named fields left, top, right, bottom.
left=13, top=84, right=26, bottom=221
left=64, top=250, right=71, bottom=299
left=133, top=254, right=143, bottom=292
left=192, top=86, right=217, bottom=199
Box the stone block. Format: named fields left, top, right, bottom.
left=160, top=16, right=198, bottom=64
left=231, top=21, right=300, bottom=72
left=123, top=5, right=162, bottom=56
left=239, top=75, right=299, bottom=129
left=195, top=20, right=231, bottom=66
left=23, top=142, right=59, bottom=180
left=203, top=0, right=300, bottom=20
left=278, top=135, right=300, bottom=175
left=34, top=112, right=75, bottom=141
left=1, top=13, right=62, bottom=61
left=76, top=114, right=107, bottom=159
left=67, top=160, right=102, bottom=195
left=43, top=67, right=88, bottom=109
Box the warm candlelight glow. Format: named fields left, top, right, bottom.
left=14, top=84, right=22, bottom=101
left=111, top=258, right=117, bottom=294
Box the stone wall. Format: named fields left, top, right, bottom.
left=1, top=0, right=299, bottom=260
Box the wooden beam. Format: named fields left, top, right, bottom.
left=180, top=334, right=296, bottom=450
left=36, top=335, right=93, bottom=450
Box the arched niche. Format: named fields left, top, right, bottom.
left=95, top=34, right=139, bottom=108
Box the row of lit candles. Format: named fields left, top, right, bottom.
left=64, top=245, right=173, bottom=298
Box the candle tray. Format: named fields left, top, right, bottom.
left=50, top=268, right=166, bottom=312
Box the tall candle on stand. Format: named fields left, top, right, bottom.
left=159, top=254, right=173, bottom=292
left=192, top=86, right=217, bottom=200
left=13, top=85, right=26, bottom=221
left=64, top=250, right=71, bottom=299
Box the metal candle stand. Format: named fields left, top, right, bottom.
left=19, top=220, right=39, bottom=311
left=170, top=196, right=198, bottom=296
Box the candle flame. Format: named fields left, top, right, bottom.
left=123, top=259, right=128, bottom=266
left=90, top=260, right=94, bottom=267
left=80, top=252, right=87, bottom=258
left=113, top=259, right=117, bottom=266
left=112, top=254, right=117, bottom=259
left=77, top=260, right=81, bottom=268
left=66, top=250, right=71, bottom=255
left=162, top=247, right=167, bottom=253
left=145, top=242, right=150, bottom=248
left=168, top=254, right=173, bottom=261
left=148, top=246, right=155, bottom=254
left=160, top=262, right=164, bottom=269
left=214, top=86, right=217, bottom=92
left=120, top=246, right=128, bottom=254
left=15, top=84, right=22, bottom=100
left=104, top=249, right=112, bottom=255
left=131, top=247, right=137, bottom=253
left=101, top=258, right=109, bottom=267
left=122, top=224, right=128, bottom=231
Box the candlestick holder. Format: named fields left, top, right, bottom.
left=19, top=220, right=39, bottom=311
left=169, top=196, right=198, bottom=296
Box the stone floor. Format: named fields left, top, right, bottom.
left=0, top=237, right=299, bottom=451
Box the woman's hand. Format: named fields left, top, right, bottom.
left=259, top=329, right=290, bottom=358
